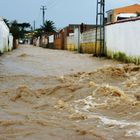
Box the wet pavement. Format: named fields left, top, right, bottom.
left=0, top=45, right=119, bottom=76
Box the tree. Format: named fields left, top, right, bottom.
left=33, top=28, right=43, bottom=38
left=17, top=23, right=31, bottom=39
left=41, top=20, right=56, bottom=47
left=9, top=20, right=20, bottom=49
left=10, top=20, right=20, bottom=39
left=18, top=23, right=30, bottom=30
left=9, top=21, right=31, bottom=39
left=41, top=20, right=56, bottom=34
left=3, top=19, right=9, bottom=27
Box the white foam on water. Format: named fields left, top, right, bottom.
left=125, top=129, right=140, bottom=137
left=88, top=114, right=140, bottom=128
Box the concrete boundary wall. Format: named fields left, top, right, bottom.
left=66, top=28, right=101, bottom=54
left=81, top=29, right=96, bottom=43
left=106, top=18, right=140, bottom=64
left=66, top=28, right=79, bottom=51
left=8, top=34, right=13, bottom=51
left=0, top=17, right=13, bottom=54
left=67, top=34, right=76, bottom=51
left=80, top=29, right=100, bottom=54
left=0, top=18, right=9, bottom=53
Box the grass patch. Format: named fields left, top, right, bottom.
left=107, top=50, right=140, bottom=64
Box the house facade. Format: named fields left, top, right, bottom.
left=54, top=29, right=64, bottom=50
left=107, top=4, right=140, bottom=23
left=54, top=24, right=96, bottom=51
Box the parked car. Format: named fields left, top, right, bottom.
left=19, top=39, right=25, bottom=44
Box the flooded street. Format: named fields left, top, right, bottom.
left=0, top=45, right=140, bottom=140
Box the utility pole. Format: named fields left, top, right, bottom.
left=78, top=26, right=80, bottom=53
left=40, top=5, right=47, bottom=25
left=33, top=20, right=36, bottom=31
left=95, top=0, right=105, bottom=57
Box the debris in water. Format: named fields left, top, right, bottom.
left=93, top=85, right=126, bottom=98
left=89, top=81, right=97, bottom=87
left=18, top=53, right=28, bottom=57
left=54, top=100, right=68, bottom=109
left=58, top=76, right=65, bottom=83
left=76, top=129, right=87, bottom=135
left=134, top=93, right=140, bottom=101
left=69, top=112, right=87, bottom=120
left=10, top=85, right=37, bottom=103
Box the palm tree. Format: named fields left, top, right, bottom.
left=3, top=19, right=9, bottom=27
left=33, top=28, right=43, bottom=38
left=41, top=20, right=56, bottom=48
left=41, top=20, right=56, bottom=34
left=9, top=20, right=20, bottom=49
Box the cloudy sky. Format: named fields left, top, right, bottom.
left=0, top=0, right=139, bottom=28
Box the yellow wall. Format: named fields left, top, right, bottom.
left=65, top=42, right=102, bottom=54
left=80, top=42, right=101, bottom=54
left=65, top=44, right=76, bottom=51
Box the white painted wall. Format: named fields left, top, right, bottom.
left=67, top=34, right=75, bottom=44
left=73, top=28, right=79, bottom=50
left=49, top=35, right=54, bottom=43
left=116, top=13, right=137, bottom=21
left=81, top=29, right=101, bottom=43
left=36, top=37, right=40, bottom=47
left=81, top=29, right=95, bottom=43
left=8, top=33, right=13, bottom=51
left=106, top=19, right=140, bottom=57
left=67, top=28, right=79, bottom=50
left=0, top=17, right=10, bottom=53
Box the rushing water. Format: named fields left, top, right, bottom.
left=0, top=46, right=140, bottom=140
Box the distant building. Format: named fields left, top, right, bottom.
left=54, top=29, right=64, bottom=50
left=107, top=4, right=140, bottom=23
left=54, top=23, right=96, bottom=50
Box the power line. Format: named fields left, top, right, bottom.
left=47, top=0, right=63, bottom=10
left=47, top=0, right=58, bottom=7
left=48, top=1, right=58, bottom=9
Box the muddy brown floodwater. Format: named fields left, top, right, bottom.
left=0, top=45, right=140, bottom=140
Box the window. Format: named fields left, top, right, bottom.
left=109, top=14, right=113, bottom=22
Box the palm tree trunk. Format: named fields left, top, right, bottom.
left=13, top=38, right=19, bottom=49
